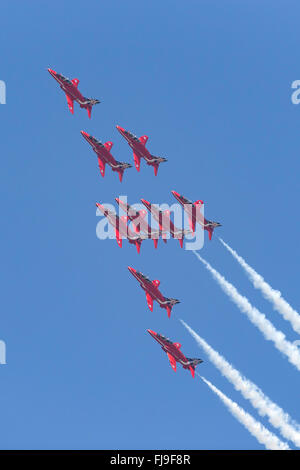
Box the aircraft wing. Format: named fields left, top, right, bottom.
left=71, top=78, right=79, bottom=87
left=97, top=157, right=106, bottom=177
left=65, top=93, right=74, bottom=114
left=133, top=152, right=141, bottom=171
left=188, top=214, right=196, bottom=233
left=167, top=353, right=177, bottom=372
left=115, top=228, right=122, bottom=248
left=146, top=292, right=153, bottom=311
left=139, top=135, right=148, bottom=145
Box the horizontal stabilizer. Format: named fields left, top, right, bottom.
left=166, top=306, right=171, bottom=318
left=118, top=170, right=124, bottom=182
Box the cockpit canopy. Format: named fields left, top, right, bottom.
left=124, top=130, right=139, bottom=141
left=158, top=333, right=172, bottom=344
left=139, top=272, right=150, bottom=282
left=181, top=196, right=193, bottom=205
left=57, top=74, right=72, bottom=85
left=89, top=135, right=103, bottom=146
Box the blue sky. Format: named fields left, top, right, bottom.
left=1, top=0, right=300, bottom=449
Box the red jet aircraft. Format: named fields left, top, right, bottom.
left=128, top=267, right=180, bottom=318
left=115, top=198, right=165, bottom=248
left=96, top=203, right=151, bottom=253
left=81, top=131, right=132, bottom=182
left=48, top=69, right=100, bottom=118
left=147, top=330, right=203, bottom=377
left=116, top=125, right=167, bottom=175
left=171, top=191, right=221, bottom=240
left=141, top=199, right=191, bottom=248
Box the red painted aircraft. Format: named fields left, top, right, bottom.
left=128, top=267, right=180, bottom=318
left=96, top=203, right=151, bottom=253
left=48, top=69, right=100, bottom=118
left=116, top=125, right=167, bottom=175
left=81, top=131, right=132, bottom=182
left=171, top=190, right=221, bottom=240
left=147, top=330, right=203, bottom=377
left=141, top=199, right=191, bottom=248
left=115, top=198, right=164, bottom=248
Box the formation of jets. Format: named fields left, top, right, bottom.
left=141, top=198, right=192, bottom=248
left=48, top=68, right=223, bottom=377
left=115, top=198, right=163, bottom=249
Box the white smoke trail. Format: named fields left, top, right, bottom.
left=199, top=375, right=290, bottom=450
left=181, top=320, right=300, bottom=447
left=219, top=238, right=300, bottom=336
left=193, top=251, right=300, bottom=372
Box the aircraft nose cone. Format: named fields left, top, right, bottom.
left=147, top=329, right=156, bottom=337
left=128, top=266, right=136, bottom=274
left=48, top=68, right=56, bottom=75
left=80, top=130, right=88, bottom=137
left=141, top=199, right=150, bottom=206
left=171, top=190, right=180, bottom=198
left=116, top=125, right=125, bottom=133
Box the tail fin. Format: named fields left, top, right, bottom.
left=153, top=164, right=159, bottom=176
left=190, top=366, right=195, bottom=378
left=153, top=238, right=158, bottom=249
left=87, top=105, right=92, bottom=119
left=135, top=240, right=141, bottom=254
left=166, top=306, right=171, bottom=318
left=178, top=238, right=183, bottom=248
left=208, top=228, right=213, bottom=240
